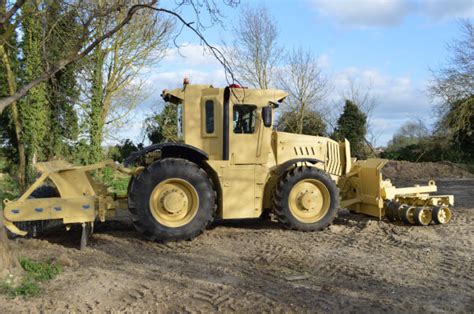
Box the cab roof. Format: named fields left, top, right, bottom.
left=161, top=84, right=288, bottom=106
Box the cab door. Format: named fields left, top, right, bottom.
left=229, top=103, right=271, bottom=164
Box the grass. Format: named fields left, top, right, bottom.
left=1, top=259, right=62, bottom=297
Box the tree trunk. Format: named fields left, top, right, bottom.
left=297, top=102, right=306, bottom=134
left=0, top=216, right=20, bottom=279
left=0, top=45, right=27, bottom=190
left=10, top=103, right=26, bottom=191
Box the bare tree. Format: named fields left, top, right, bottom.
left=341, top=76, right=377, bottom=121
left=387, top=119, right=430, bottom=150
left=277, top=47, right=331, bottom=134
left=224, top=4, right=282, bottom=89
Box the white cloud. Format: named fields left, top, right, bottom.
left=311, top=0, right=474, bottom=27
left=422, top=0, right=474, bottom=21
left=312, top=0, right=411, bottom=27
left=162, top=43, right=222, bottom=67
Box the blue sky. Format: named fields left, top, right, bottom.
left=114, top=0, right=474, bottom=146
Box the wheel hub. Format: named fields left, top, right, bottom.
left=299, top=190, right=318, bottom=211
left=162, top=190, right=187, bottom=214
left=288, top=179, right=330, bottom=223
left=149, top=178, right=199, bottom=228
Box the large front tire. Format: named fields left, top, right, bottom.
left=272, top=167, right=339, bottom=231
left=128, top=158, right=216, bottom=242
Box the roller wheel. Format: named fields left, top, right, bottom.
left=272, top=166, right=339, bottom=231
left=9, top=185, right=59, bottom=239
left=128, top=158, right=216, bottom=242
left=432, top=206, right=452, bottom=224
left=414, top=207, right=432, bottom=226
left=400, top=205, right=416, bottom=224
left=385, top=201, right=400, bottom=222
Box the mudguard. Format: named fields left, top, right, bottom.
left=124, top=142, right=209, bottom=167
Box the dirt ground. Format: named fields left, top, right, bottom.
left=1, top=164, right=473, bottom=312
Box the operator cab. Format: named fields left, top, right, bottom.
left=161, top=82, right=288, bottom=164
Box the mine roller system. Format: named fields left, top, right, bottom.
left=2, top=82, right=455, bottom=248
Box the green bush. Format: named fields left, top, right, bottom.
left=99, top=167, right=130, bottom=197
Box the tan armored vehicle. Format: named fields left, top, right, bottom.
left=2, top=83, right=454, bottom=247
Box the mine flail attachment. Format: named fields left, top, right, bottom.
left=413, top=207, right=432, bottom=226
left=432, top=206, right=453, bottom=224
left=2, top=160, right=134, bottom=249
left=339, top=158, right=455, bottom=226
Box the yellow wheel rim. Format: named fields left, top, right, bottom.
left=149, top=178, right=199, bottom=228
left=436, top=207, right=452, bottom=224
left=288, top=179, right=330, bottom=223
left=418, top=208, right=432, bottom=225
left=405, top=206, right=416, bottom=224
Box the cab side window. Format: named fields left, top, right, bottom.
left=205, top=100, right=214, bottom=133
left=233, top=105, right=257, bottom=134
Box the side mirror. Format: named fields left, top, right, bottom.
left=262, top=106, right=272, bottom=127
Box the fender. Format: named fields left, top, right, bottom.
left=124, top=142, right=209, bottom=167
left=274, top=158, right=324, bottom=176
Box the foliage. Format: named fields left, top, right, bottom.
left=145, top=103, right=180, bottom=144
left=441, top=96, right=474, bottom=162
left=43, top=1, right=80, bottom=159
left=278, top=110, right=327, bottom=136
left=88, top=43, right=107, bottom=164
left=332, top=100, right=368, bottom=158
left=85, top=7, right=171, bottom=163
left=1, top=259, right=61, bottom=297
left=107, top=139, right=142, bottom=163
left=0, top=173, right=19, bottom=203
left=382, top=135, right=465, bottom=163
left=383, top=117, right=473, bottom=163
left=18, top=2, right=49, bottom=184
left=0, top=154, right=19, bottom=202
left=99, top=167, right=130, bottom=197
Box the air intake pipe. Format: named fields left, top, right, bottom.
left=223, top=87, right=230, bottom=160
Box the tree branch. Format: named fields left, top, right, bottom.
left=0, top=0, right=25, bottom=26
left=0, top=1, right=157, bottom=113
left=0, top=1, right=243, bottom=114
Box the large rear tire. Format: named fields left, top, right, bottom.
left=128, top=158, right=216, bottom=242
left=272, top=166, right=339, bottom=231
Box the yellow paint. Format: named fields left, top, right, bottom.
left=288, top=179, right=330, bottom=223
left=148, top=178, right=199, bottom=227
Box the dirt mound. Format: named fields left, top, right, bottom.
left=382, top=160, right=473, bottom=184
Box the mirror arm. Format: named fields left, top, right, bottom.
left=268, top=101, right=280, bottom=109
